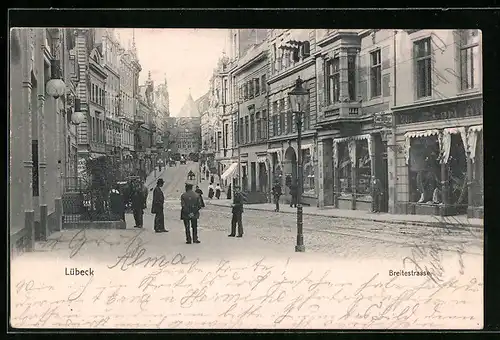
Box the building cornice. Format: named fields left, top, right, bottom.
left=268, top=58, right=315, bottom=85
left=392, top=92, right=483, bottom=112
left=233, top=51, right=267, bottom=76
left=89, top=61, right=108, bottom=79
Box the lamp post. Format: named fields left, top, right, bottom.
left=288, top=76, right=309, bottom=253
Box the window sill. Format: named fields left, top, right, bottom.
left=367, top=96, right=384, bottom=106
left=414, top=96, right=433, bottom=104
left=457, top=88, right=481, bottom=97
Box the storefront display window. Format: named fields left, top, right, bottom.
left=338, top=142, right=352, bottom=196
left=408, top=136, right=441, bottom=204
left=471, top=130, right=483, bottom=207
left=302, top=149, right=315, bottom=196
left=446, top=133, right=468, bottom=208
left=356, top=140, right=371, bottom=199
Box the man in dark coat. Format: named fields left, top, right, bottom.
left=195, top=185, right=205, bottom=208
left=151, top=178, right=168, bottom=233
left=131, top=179, right=148, bottom=228
left=272, top=181, right=282, bottom=212
left=228, top=185, right=244, bottom=238
left=289, top=181, right=299, bottom=208
left=371, top=175, right=383, bottom=213
left=181, top=183, right=202, bottom=244
left=109, top=184, right=125, bottom=222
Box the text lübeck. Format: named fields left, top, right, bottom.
left=389, top=269, right=430, bottom=277
left=65, top=267, right=95, bottom=276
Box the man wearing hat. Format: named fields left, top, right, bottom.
left=228, top=184, right=244, bottom=238
left=151, top=178, right=168, bottom=233
left=181, top=182, right=202, bottom=244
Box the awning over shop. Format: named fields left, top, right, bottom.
left=333, top=134, right=373, bottom=165
left=468, top=125, right=483, bottom=163
left=221, top=162, right=238, bottom=180
left=403, top=129, right=441, bottom=165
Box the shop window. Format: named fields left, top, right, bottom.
left=356, top=140, right=371, bottom=199
left=338, top=142, right=352, bottom=196
left=446, top=134, right=468, bottom=209
left=302, top=149, right=315, bottom=196
left=472, top=131, right=483, bottom=207
left=409, top=136, right=441, bottom=203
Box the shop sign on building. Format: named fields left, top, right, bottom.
left=396, top=99, right=482, bottom=125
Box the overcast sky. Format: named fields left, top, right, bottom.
left=116, top=29, right=228, bottom=116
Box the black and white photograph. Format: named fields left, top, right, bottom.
left=9, top=26, right=483, bottom=329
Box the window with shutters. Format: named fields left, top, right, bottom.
left=370, top=49, right=382, bottom=98
left=249, top=80, right=254, bottom=99
left=243, top=83, right=248, bottom=99
left=459, top=29, right=480, bottom=90
left=272, top=114, right=278, bottom=136
left=348, top=55, right=357, bottom=101
left=233, top=121, right=238, bottom=146
left=326, top=58, right=340, bottom=104
left=261, top=74, right=267, bottom=92
left=287, top=111, right=293, bottom=134
left=250, top=114, right=255, bottom=142
left=414, top=38, right=432, bottom=98
left=255, top=78, right=260, bottom=96
left=262, top=109, right=268, bottom=139
left=256, top=111, right=261, bottom=140
left=245, top=116, right=249, bottom=143
left=279, top=99, right=286, bottom=135
left=239, top=117, right=244, bottom=144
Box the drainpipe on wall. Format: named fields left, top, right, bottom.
left=389, top=29, right=398, bottom=214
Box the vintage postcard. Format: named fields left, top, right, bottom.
left=9, top=27, right=483, bottom=329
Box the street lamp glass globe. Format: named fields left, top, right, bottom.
left=288, top=76, right=309, bottom=113
left=71, top=111, right=85, bottom=125
left=46, top=78, right=66, bottom=99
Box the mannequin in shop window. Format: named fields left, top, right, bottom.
left=411, top=139, right=440, bottom=204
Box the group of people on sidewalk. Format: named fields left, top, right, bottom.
left=269, top=175, right=384, bottom=214
left=110, top=172, right=246, bottom=243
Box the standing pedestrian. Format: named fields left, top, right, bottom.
left=151, top=178, right=168, bottom=233
left=206, top=169, right=210, bottom=180
left=228, top=185, right=244, bottom=238
left=210, top=174, right=214, bottom=184
left=371, top=175, right=383, bottom=213
left=109, top=184, right=126, bottom=222
left=215, top=183, right=221, bottom=199
left=195, top=185, right=205, bottom=208
left=131, top=179, right=148, bottom=228
left=272, top=181, right=282, bottom=212
left=226, top=183, right=232, bottom=200
left=181, top=183, right=202, bottom=244
left=290, top=181, right=298, bottom=208
left=208, top=183, right=214, bottom=199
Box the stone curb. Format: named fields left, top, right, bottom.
left=208, top=202, right=484, bottom=229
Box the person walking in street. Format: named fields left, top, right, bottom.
left=151, top=178, right=168, bottom=233
left=226, top=183, right=232, bottom=200
left=290, top=181, right=298, bottom=208
left=131, top=179, right=148, bottom=228
left=210, top=174, right=214, bottom=184
left=206, top=169, right=210, bottom=180
left=272, top=181, right=282, bottom=212
left=371, top=175, right=383, bottom=213
left=208, top=183, right=215, bottom=199
left=188, top=170, right=195, bottom=181
left=215, top=183, right=222, bottom=199
left=228, top=185, right=244, bottom=238
left=195, top=185, right=205, bottom=208
left=181, top=183, right=202, bottom=244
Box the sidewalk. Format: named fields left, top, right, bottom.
left=209, top=200, right=484, bottom=228
left=144, top=167, right=166, bottom=189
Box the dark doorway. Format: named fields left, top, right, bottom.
left=250, top=162, right=257, bottom=192
left=259, top=162, right=267, bottom=192
left=375, top=134, right=389, bottom=213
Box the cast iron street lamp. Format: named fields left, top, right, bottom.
left=288, top=76, right=309, bottom=253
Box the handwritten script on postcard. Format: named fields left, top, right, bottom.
left=10, top=237, right=483, bottom=329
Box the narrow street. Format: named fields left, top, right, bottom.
left=10, top=162, right=483, bottom=329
